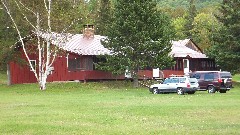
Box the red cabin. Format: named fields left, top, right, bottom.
left=8, top=28, right=216, bottom=84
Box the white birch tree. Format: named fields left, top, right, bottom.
left=1, top=0, right=73, bottom=90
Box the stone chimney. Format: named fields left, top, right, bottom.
left=83, top=24, right=94, bottom=38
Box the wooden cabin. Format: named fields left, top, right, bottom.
left=8, top=27, right=216, bottom=84
left=168, top=39, right=216, bottom=75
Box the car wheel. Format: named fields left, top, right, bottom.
left=207, top=86, right=216, bottom=93
left=177, top=88, right=184, bottom=95
left=152, top=88, right=159, bottom=94
left=219, top=90, right=226, bottom=93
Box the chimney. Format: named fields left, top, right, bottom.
left=83, top=24, right=94, bottom=38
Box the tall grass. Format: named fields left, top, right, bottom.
left=0, top=81, right=240, bottom=135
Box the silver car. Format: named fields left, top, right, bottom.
left=149, top=76, right=199, bottom=95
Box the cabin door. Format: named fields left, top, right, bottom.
left=183, top=59, right=189, bottom=75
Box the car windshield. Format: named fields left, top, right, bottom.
left=163, top=78, right=171, bottom=84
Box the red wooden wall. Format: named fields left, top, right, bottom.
left=9, top=51, right=184, bottom=84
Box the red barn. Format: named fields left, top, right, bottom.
left=8, top=28, right=216, bottom=84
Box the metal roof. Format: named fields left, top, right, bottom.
left=36, top=32, right=207, bottom=58
left=37, top=32, right=111, bottom=55
left=170, top=39, right=207, bottom=58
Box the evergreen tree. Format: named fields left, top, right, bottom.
left=100, top=0, right=175, bottom=87
left=208, top=0, right=240, bottom=73
left=184, top=0, right=197, bottom=38
left=95, top=0, right=112, bottom=35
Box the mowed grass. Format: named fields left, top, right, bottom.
left=0, top=75, right=240, bottom=134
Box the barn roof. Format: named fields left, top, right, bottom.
left=170, top=39, right=207, bottom=58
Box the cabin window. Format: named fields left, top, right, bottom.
left=29, top=60, right=36, bottom=71
left=68, top=58, right=81, bottom=71
left=178, top=60, right=182, bottom=70
left=183, top=59, right=188, bottom=68
left=201, top=61, right=206, bottom=68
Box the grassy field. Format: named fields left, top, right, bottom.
left=0, top=74, right=240, bottom=134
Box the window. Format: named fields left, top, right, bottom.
left=179, top=78, right=186, bottom=83
left=201, top=61, right=206, bottom=68
left=68, top=58, right=81, bottom=71
left=171, top=78, right=179, bottom=83
left=190, top=73, right=201, bottom=79
left=204, top=73, right=214, bottom=81
left=29, top=60, right=36, bottom=71
left=163, top=78, right=171, bottom=84
left=177, top=60, right=182, bottom=70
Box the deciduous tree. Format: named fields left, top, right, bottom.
left=1, top=0, right=80, bottom=90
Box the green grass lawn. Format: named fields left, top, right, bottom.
left=0, top=81, right=240, bottom=135
left=233, top=74, right=240, bottom=82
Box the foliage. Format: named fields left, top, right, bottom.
left=100, top=0, right=175, bottom=84
left=0, top=1, right=29, bottom=70
left=172, top=17, right=186, bottom=40
left=183, top=0, right=197, bottom=38
left=95, top=0, right=113, bottom=35
left=208, top=0, right=240, bottom=74
left=0, top=81, right=240, bottom=134
left=157, top=0, right=222, bottom=9
left=191, top=12, right=221, bottom=51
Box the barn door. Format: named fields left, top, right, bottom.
left=183, top=59, right=189, bottom=75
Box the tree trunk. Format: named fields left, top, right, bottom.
left=133, top=69, right=139, bottom=88
left=133, top=78, right=139, bottom=88
left=39, top=73, right=47, bottom=90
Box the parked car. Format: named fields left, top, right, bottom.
left=149, top=76, right=199, bottom=95
left=189, top=71, right=232, bottom=93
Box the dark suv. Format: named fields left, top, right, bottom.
left=189, top=71, right=232, bottom=93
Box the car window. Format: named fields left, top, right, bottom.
left=190, top=73, right=201, bottom=79
left=220, top=72, right=232, bottom=78
left=171, top=78, right=179, bottom=83
left=163, top=78, right=171, bottom=84
left=179, top=78, right=186, bottom=83
left=204, top=73, right=214, bottom=81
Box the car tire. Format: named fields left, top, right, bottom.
left=152, top=88, right=159, bottom=94
left=207, top=86, right=216, bottom=93
left=219, top=90, right=226, bottom=93
left=177, top=88, right=184, bottom=95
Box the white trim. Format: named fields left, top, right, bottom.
left=183, top=59, right=189, bottom=75
left=66, top=53, right=69, bottom=68
left=29, top=60, right=36, bottom=71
